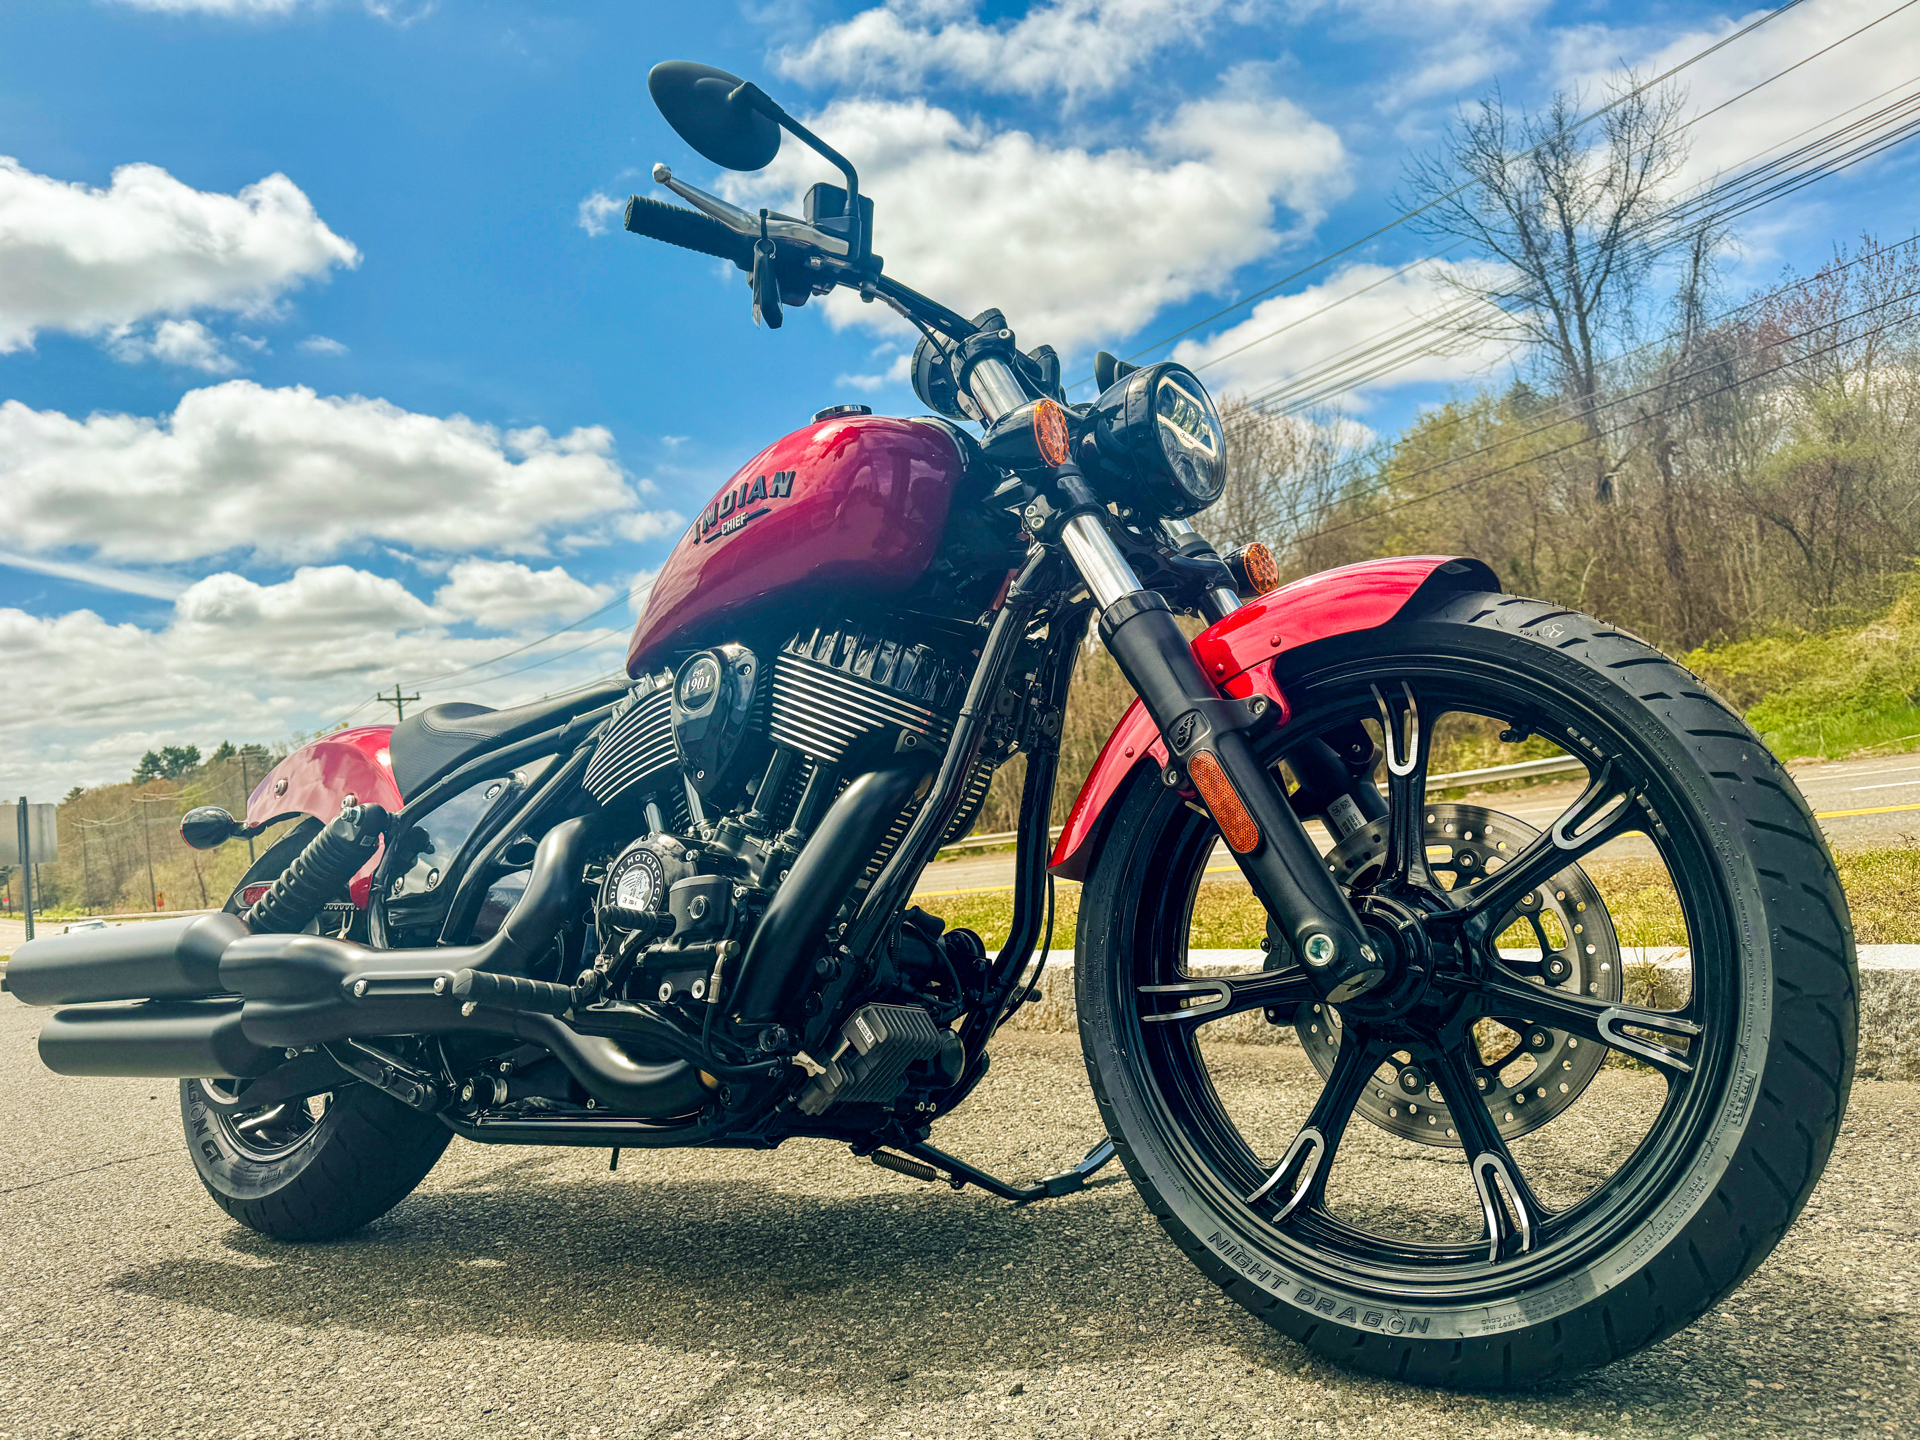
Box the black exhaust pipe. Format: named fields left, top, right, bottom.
left=38, top=1000, right=279, bottom=1079
left=4, top=913, right=248, bottom=1007
left=8, top=816, right=708, bottom=1114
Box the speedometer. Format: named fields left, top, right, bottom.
left=1087, top=362, right=1229, bottom=518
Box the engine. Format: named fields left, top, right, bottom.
left=573, top=621, right=1001, bottom=1122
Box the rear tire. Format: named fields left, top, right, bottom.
left=181, top=1077, right=451, bottom=1241
left=1075, top=591, right=1856, bottom=1387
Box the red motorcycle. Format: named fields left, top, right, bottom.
left=6, top=63, right=1856, bottom=1387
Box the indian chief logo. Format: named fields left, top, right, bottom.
left=695, top=469, right=794, bottom=543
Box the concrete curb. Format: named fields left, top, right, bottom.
left=1002, top=945, right=1920, bottom=1081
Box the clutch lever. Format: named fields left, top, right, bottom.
left=652, top=164, right=849, bottom=259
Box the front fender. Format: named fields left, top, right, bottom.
left=1047, top=555, right=1498, bottom=881
left=245, top=725, right=401, bottom=907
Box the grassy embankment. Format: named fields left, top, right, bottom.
left=927, top=846, right=1919, bottom=954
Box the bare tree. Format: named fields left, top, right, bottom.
left=1206, top=401, right=1372, bottom=574
left=1403, top=80, right=1691, bottom=499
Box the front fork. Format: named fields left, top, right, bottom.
left=1059, top=507, right=1386, bottom=1002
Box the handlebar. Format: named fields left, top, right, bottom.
left=623, top=195, right=755, bottom=272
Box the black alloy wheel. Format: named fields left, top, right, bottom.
left=1075, top=592, right=1856, bottom=1387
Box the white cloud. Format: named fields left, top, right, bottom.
left=778, top=0, right=1257, bottom=101
left=296, top=333, right=347, bottom=355
left=835, top=352, right=914, bottom=392
left=727, top=79, right=1349, bottom=352
left=0, top=549, right=187, bottom=599
left=0, top=380, right=674, bottom=565
left=612, top=510, right=683, bottom=544
left=174, top=564, right=439, bottom=640
left=0, top=564, right=635, bottom=798
left=0, top=155, right=358, bottom=354
left=1172, top=259, right=1511, bottom=404
left=432, top=559, right=612, bottom=630
left=577, top=191, right=622, bottom=236
left=106, top=317, right=241, bottom=373
left=1552, top=1, right=1916, bottom=189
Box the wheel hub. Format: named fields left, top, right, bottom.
left=1293, top=802, right=1624, bottom=1148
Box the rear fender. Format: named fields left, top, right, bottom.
left=1048, top=556, right=1498, bottom=881
left=245, top=725, right=401, bottom=908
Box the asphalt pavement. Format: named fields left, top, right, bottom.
left=0, top=997, right=1913, bottom=1439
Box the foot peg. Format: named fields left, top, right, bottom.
left=450, top=968, right=575, bottom=1016
left=867, top=1136, right=1119, bottom=1204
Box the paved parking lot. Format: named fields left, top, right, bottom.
left=0, top=995, right=1913, bottom=1439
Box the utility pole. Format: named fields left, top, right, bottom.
left=378, top=684, right=421, bottom=724
left=15, top=795, right=33, bottom=941
left=237, top=749, right=256, bottom=861
left=139, top=794, right=158, bottom=913
left=80, top=818, right=93, bottom=914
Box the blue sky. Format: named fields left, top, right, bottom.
left=1, top=0, right=1914, bottom=798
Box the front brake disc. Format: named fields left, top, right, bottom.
left=1292, top=802, right=1622, bottom=1148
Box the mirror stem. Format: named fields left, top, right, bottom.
left=727, top=81, right=865, bottom=267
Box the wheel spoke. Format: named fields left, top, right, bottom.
left=1139, top=967, right=1318, bottom=1026
left=1478, top=973, right=1703, bottom=1075
left=1371, top=682, right=1433, bottom=889
left=1446, top=759, right=1642, bottom=941
left=1429, top=1045, right=1548, bottom=1261
left=1248, top=1029, right=1393, bottom=1220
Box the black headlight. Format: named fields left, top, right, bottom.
left=1087, top=362, right=1227, bottom=518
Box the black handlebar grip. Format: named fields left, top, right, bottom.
left=623, top=195, right=755, bottom=272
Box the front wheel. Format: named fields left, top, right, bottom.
left=1075, top=591, right=1856, bottom=1388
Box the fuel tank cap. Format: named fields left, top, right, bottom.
left=813, top=403, right=872, bottom=422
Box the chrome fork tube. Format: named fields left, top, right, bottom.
left=1160, top=517, right=1242, bottom=620
left=1060, top=514, right=1145, bottom=608
left=968, top=358, right=1030, bottom=421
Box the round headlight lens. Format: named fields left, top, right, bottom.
left=1152, top=370, right=1226, bottom=508
left=1088, top=361, right=1229, bottom=518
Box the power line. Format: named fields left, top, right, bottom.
left=1066, top=0, right=1823, bottom=390
left=1194, top=41, right=1920, bottom=398
left=1292, top=294, right=1919, bottom=543
left=1247, top=236, right=1919, bottom=541
left=1235, top=86, right=1919, bottom=417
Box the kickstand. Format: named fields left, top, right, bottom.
left=871, top=1136, right=1119, bottom=1204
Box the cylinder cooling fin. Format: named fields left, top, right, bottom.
left=582, top=678, right=676, bottom=809
left=583, top=624, right=978, bottom=840
left=769, top=626, right=966, bottom=765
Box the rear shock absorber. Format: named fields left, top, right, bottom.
left=244, top=800, right=390, bottom=934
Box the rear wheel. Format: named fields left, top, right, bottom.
left=179, top=833, right=450, bottom=1241
left=182, top=1076, right=451, bottom=1241
left=1075, top=592, right=1856, bottom=1387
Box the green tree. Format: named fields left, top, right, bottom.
left=132, top=745, right=202, bottom=783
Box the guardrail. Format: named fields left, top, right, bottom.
left=933, top=753, right=1587, bottom=855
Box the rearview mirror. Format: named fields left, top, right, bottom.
left=648, top=61, right=782, bottom=172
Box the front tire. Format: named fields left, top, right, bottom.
left=1076, top=591, right=1856, bottom=1387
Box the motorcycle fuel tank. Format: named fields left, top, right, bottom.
left=627, top=413, right=969, bottom=674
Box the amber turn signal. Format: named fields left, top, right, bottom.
left=1224, top=542, right=1281, bottom=597
left=1033, top=397, right=1072, bottom=467
left=1186, top=750, right=1260, bottom=853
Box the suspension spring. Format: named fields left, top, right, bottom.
left=244, top=802, right=390, bottom=934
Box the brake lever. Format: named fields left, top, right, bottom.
left=652, top=164, right=849, bottom=258
left=751, top=215, right=783, bottom=330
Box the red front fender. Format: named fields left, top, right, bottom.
left=1047, top=555, right=1498, bottom=882
left=245, top=725, right=401, bottom=907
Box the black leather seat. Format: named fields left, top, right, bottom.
left=388, top=678, right=632, bottom=801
